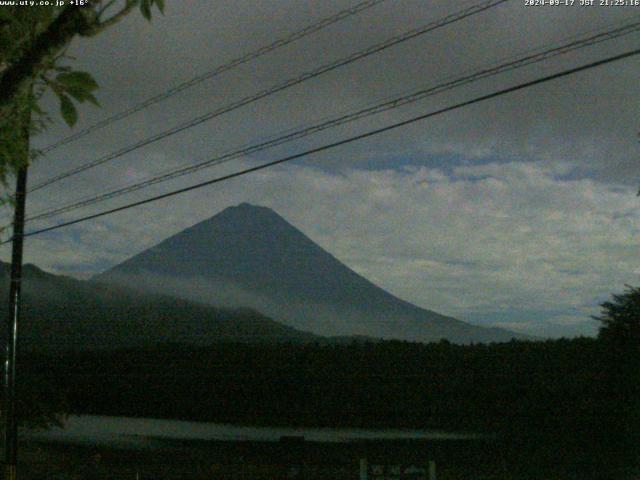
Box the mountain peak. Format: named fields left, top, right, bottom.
left=227, top=202, right=270, bottom=212
left=237, top=202, right=266, bottom=210
left=209, top=203, right=287, bottom=227
left=96, top=204, right=522, bottom=344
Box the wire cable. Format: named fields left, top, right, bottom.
left=28, top=0, right=510, bottom=194
left=24, top=19, right=640, bottom=224
left=7, top=46, right=638, bottom=243
left=37, top=0, right=389, bottom=155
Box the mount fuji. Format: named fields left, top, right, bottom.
left=95, top=203, right=520, bottom=344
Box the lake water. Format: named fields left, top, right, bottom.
left=23, top=415, right=481, bottom=449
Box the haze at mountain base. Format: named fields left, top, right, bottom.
left=0, top=261, right=318, bottom=351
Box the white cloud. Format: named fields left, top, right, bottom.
left=3, top=157, right=636, bottom=338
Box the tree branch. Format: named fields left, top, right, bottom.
left=0, top=0, right=141, bottom=120
left=0, top=6, right=96, bottom=119
left=85, top=0, right=139, bottom=36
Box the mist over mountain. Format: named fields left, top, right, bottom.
left=0, top=261, right=317, bottom=351
left=95, top=203, right=521, bottom=344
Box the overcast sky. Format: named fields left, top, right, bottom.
left=1, top=0, right=639, bottom=338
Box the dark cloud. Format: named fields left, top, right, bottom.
left=27, top=0, right=640, bottom=182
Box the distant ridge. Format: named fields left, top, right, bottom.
left=0, top=260, right=318, bottom=351
left=95, top=203, right=521, bottom=344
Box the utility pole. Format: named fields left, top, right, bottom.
left=3, top=167, right=27, bottom=480
left=2, top=99, right=30, bottom=480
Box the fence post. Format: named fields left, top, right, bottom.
left=359, top=458, right=367, bottom=480
left=428, top=460, right=436, bottom=480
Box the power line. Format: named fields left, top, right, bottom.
left=28, top=0, right=510, bottom=194
left=24, top=19, right=640, bottom=224
left=8, top=46, right=639, bottom=244
left=37, top=0, right=389, bottom=155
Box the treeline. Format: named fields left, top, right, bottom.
left=19, top=337, right=639, bottom=469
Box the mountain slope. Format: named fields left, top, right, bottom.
left=0, top=261, right=318, bottom=351
left=95, top=203, right=520, bottom=344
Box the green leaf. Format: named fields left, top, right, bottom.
left=154, top=0, right=165, bottom=14
left=56, top=71, right=98, bottom=91
left=85, top=93, right=100, bottom=107
left=63, top=84, right=91, bottom=102
left=140, top=0, right=152, bottom=20
left=62, top=85, right=85, bottom=101
left=59, top=94, right=77, bottom=127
